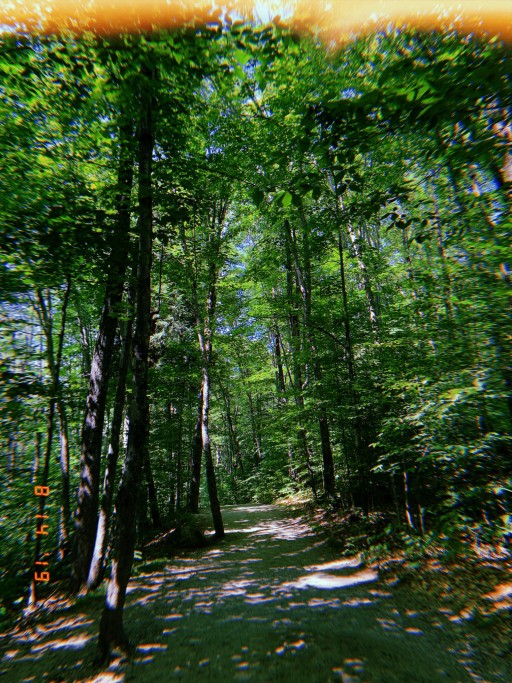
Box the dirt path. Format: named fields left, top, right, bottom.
left=1, top=504, right=506, bottom=682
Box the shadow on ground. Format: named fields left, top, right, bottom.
left=1, top=505, right=509, bottom=682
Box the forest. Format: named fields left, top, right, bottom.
left=0, top=1, right=511, bottom=680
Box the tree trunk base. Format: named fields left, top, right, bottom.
left=98, top=607, right=134, bottom=664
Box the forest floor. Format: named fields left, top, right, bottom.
left=1, top=504, right=511, bottom=683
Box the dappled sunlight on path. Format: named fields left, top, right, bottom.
left=1, top=504, right=501, bottom=682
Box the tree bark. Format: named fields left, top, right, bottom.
left=221, top=384, right=244, bottom=473
left=286, top=214, right=336, bottom=498
left=246, top=389, right=263, bottom=466
left=197, top=205, right=228, bottom=537
left=284, top=226, right=317, bottom=498
left=200, top=362, right=224, bottom=538
left=98, top=67, right=153, bottom=658
left=87, top=288, right=134, bottom=590
left=73, top=120, right=134, bottom=592
left=337, top=228, right=367, bottom=510
left=187, top=390, right=203, bottom=513
left=144, top=444, right=161, bottom=528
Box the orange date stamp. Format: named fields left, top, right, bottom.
left=34, top=485, right=51, bottom=582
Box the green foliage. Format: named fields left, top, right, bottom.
left=1, top=22, right=511, bottom=603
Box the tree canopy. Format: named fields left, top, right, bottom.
left=0, top=7, right=511, bottom=660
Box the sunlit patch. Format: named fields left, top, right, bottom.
left=368, top=590, right=392, bottom=598
left=331, top=657, right=367, bottom=682
left=137, top=643, right=168, bottom=652
left=377, top=617, right=399, bottom=631
left=221, top=578, right=258, bottom=597
left=272, top=617, right=293, bottom=627
left=284, top=568, right=378, bottom=590
left=83, top=675, right=125, bottom=683
left=405, top=627, right=424, bottom=635
left=439, top=607, right=454, bottom=616
left=305, top=557, right=361, bottom=572
left=16, top=615, right=94, bottom=644
left=30, top=634, right=92, bottom=652
left=342, top=597, right=373, bottom=607
left=307, top=596, right=341, bottom=608
left=162, top=628, right=177, bottom=635
left=484, top=582, right=512, bottom=603
left=2, top=650, right=19, bottom=660
left=332, top=663, right=364, bottom=682
left=162, top=613, right=183, bottom=620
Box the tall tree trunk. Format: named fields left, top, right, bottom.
left=284, top=227, right=316, bottom=498
left=222, top=384, right=244, bottom=473
left=337, top=229, right=367, bottom=510
left=200, top=362, right=224, bottom=538
left=98, top=67, right=153, bottom=658
left=272, top=287, right=287, bottom=399
left=73, top=121, right=134, bottom=591
left=174, top=398, right=185, bottom=512
left=187, top=390, right=203, bottom=513
left=287, top=215, right=336, bottom=498
left=167, top=398, right=184, bottom=519
left=246, top=389, right=263, bottom=466
left=194, top=200, right=228, bottom=537
left=144, top=445, right=161, bottom=528
left=87, top=289, right=134, bottom=591
left=55, top=398, right=70, bottom=560
left=198, top=267, right=224, bottom=537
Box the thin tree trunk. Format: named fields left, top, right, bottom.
left=175, top=398, right=184, bottom=511
left=337, top=229, right=367, bottom=509
left=168, top=397, right=184, bottom=516
left=98, top=68, right=153, bottom=658
left=74, top=121, right=134, bottom=591
left=144, top=445, right=161, bottom=527
left=55, top=274, right=71, bottom=559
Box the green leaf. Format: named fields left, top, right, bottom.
left=282, top=191, right=292, bottom=208
left=234, top=49, right=251, bottom=66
